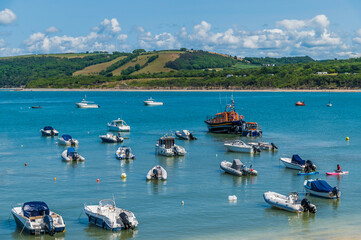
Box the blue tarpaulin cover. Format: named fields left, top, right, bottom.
left=291, top=154, right=305, bottom=165
left=44, top=126, right=53, bottom=130
left=22, top=201, right=50, bottom=218
left=67, top=147, right=76, bottom=156
left=62, top=134, right=72, bottom=141
left=310, top=180, right=333, bottom=193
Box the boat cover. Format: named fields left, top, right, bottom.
left=310, top=180, right=333, bottom=192
left=291, top=155, right=305, bottom=165
left=22, top=201, right=50, bottom=218
left=67, top=147, right=76, bottom=156
left=231, top=159, right=243, bottom=170
left=62, top=134, right=72, bottom=141
left=44, top=126, right=54, bottom=130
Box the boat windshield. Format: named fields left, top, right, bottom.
left=99, top=199, right=116, bottom=208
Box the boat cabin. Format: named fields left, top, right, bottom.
left=159, top=137, right=175, bottom=149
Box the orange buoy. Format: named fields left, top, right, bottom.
left=97, top=179, right=100, bottom=183
left=54, top=177, right=56, bottom=181
left=25, top=163, right=27, bottom=166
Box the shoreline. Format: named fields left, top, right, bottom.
left=5, top=88, right=361, bottom=92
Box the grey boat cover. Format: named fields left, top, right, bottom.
left=231, top=159, right=243, bottom=170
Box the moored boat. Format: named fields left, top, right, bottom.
left=58, top=134, right=79, bottom=146
left=107, top=118, right=130, bottom=132
left=11, top=201, right=66, bottom=236
left=248, top=141, right=277, bottom=151
left=31, top=106, right=42, bottom=109
left=155, top=134, right=186, bottom=156
left=304, top=179, right=341, bottom=199
left=40, top=126, right=59, bottom=136
left=298, top=171, right=319, bottom=176
left=115, top=146, right=135, bottom=160
left=295, top=101, right=305, bottom=106
left=61, top=147, right=85, bottom=161
left=99, top=133, right=124, bottom=143
left=175, top=130, right=197, bottom=140
left=280, top=155, right=317, bottom=171
left=84, top=199, right=138, bottom=231
left=143, top=97, right=163, bottom=106
left=146, top=165, right=167, bottom=180
left=75, top=98, right=99, bottom=108
left=224, top=140, right=260, bottom=153
left=263, top=191, right=316, bottom=213
left=220, top=159, right=257, bottom=176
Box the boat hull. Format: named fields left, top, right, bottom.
left=280, top=158, right=304, bottom=170
left=41, top=130, right=59, bottom=136
left=75, top=103, right=99, bottom=108
left=298, top=171, right=319, bottom=175
left=326, top=171, right=348, bottom=175
left=107, top=126, right=130, bottom=132
left=224, top=144, right=253, bottom=153
left=263, top=192, right=303, bottom=213
left=205, top=120, right=242, bottom=133
left=304, top=188, right=340, bottom=199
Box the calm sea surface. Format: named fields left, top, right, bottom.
left=0, top=91, right=360, bottom=240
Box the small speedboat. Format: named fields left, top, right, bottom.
left=99, top=133, right=124, bottom=143
left=263, top=191, right=316, bottom=213
left=75, top=98, right=99, bottom=108
left=143, top=97, right=163, bottom=106
left=40, top=126, right=59, bottom=136
left=107, top=118, right=130, bottom=132
left=326, top=171, right=349, bottom=176
left=280, top=155, right=316, bottom=171
left=58, top=134, right=79, bottom=146
left=31, top=106, right=42, bottom=109
left=220, top=159, right=257, bottom=176
left=175, top=130, right=197, bottom=140
left=115, top=146, right=135, bottom=160
left=248, top=141, right=277, bottom=151
left=304, top=179, right=341, bottom=199
left=295, top=101, right=305, bottom=106
left=84, top=199, right=138, bottom=231
left=155, top=134, right=186, bottom=156
left=224, top=140, right=260, bottom=153
left=146, top=165, right=167, bottom=180
left=61, top=147, right=85, bottom=161
left=11, top=201, right=66, bottom=236
left=326, top=101, right=332, bottom=107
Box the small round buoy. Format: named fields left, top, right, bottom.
left=21, top=145, right=23, bottom=147
left=97, top=179, right=100, bottom=183
left=88, top=132, right=90, bottom=134
left=181, top=201, right=184, bottom=205
left=346, top=137, right=349, bottom=141
left=251, top=168, right=253, bottom=171
left=25, top=163, right=27, bottom=166
left=55, top=142, right=58, bottom=145
left=216, top=154, right=218, bottom=157
left=228, top=195, right=237, bottom=201
left=54, top=177, right=56, bottom=181
left=121, top=173, right=127, bottom=179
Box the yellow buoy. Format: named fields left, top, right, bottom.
left=181, top=201, right=184, bottom=205
left=346, top=137, right=349, bottom=141
left=54, top=177, right=56, bottom=181
left=21, top=145, right=23, bottom=147
left=121, top=173, right=127, bottom=179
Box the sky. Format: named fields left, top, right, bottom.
left=1, top=0, right=361, bottom=59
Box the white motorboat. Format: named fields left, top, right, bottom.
left=280, top=155, right=317, bottom=171
left=61, top=147, right=85, bottom=161
left=175, top=130, right=197, bottom=140
left=143, top=97, right=163, bottom=106
left=40, top=126, right=59, bottom=136
left=220, top=159, right=257, bottom=176
left=304, top=179, right=341, bottom=199
left=155, top=134, right=186, bottom=156
left=11, top=201, right=66, bottom=236
left=84, top=199, right=138, bottom=231
left=224, top=140, right=260, bottom=153
left=99, top=133, right=124, bottom=143
left=248, top=141, right=277, bottom=151
left=107, top=118, right=130, bottom=132
left=146, top=165, right=167, bottom=180
left=115, top=146, right=135, bottom=160
left=58, top=134, right=79, bottom=146
left=263, top=191, right=316, bottom=213
left=75, top=98, right=99, bottom=108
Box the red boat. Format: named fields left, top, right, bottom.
left=295, top=101, right=305, bottom=106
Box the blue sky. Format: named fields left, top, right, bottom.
left=1, top=0, right=361, bottom=59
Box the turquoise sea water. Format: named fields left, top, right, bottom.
left=0, top=91, right=360, bottom=240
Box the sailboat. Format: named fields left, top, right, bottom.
left=326, top=91, right=332, bottom=107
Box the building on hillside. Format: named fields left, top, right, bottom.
left=315, top=72, right=328, bottom=75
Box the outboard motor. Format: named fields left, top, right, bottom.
left=73, top=152, right=79, bottom=161
left=173, top=146, right=178, bottom=155
left=189, top=133, right=197, bottom=140
left=301, top=198, right=317, bottom=213
left=70, top=139, right=75, bottom=146
left=153, top=168, right=160, bottom=179
left=305, top=160, right=317, bottom=171
left=252, top=145, right=261, bottom=153
left=119, top=212, right=131, bottom=229
left=332, top=187, right=340, bottom=198
left=43, top=215, right=55, bottom=236
left=125, top=149, right=130, bottom=159
left=270, top=143, right=278, bottom=150
left=50, top=130, right=54, bottom=136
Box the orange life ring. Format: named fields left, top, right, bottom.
left=240, top=115, right=244, bottom=119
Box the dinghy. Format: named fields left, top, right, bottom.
left=99, top=133, right=124, bottom=143
left=304, top=179, right=341, bottom=199
left=263, top=191, right=316, bottom=213
left=115, top=146, right=135, bottom=160
left=61, top=147, right=85, bottom=161
left=11, top=201, right=66, bottom=236
left=248, top=141, right=278, bottom=151
left=280, top=155, right=316, bottom=171
left=84, top=199, right=138, bottom=231
left=175, top=130, right=197, bottom=140
left=224, top=140, right=260, bottom=153
left=146, top=165, right=167, bottom=180
left=298, top=171, right=319, bottom=176
left=220, top=159, right=257, bottom=176
left=40, top=126, right=59, bottom=136
left=326, top=171, right=349, bottom=176
left=58, top=134, right=79, bottom=146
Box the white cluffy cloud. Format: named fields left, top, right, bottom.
left=45, top=26, right=60, bottom=33
left=0, top=8, right=17, bottom=25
